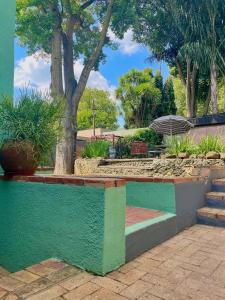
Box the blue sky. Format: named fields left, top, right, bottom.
left=14, top=30, right=169, bottom=127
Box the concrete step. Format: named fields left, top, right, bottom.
left=212, top=179, right=225, bottom=192
left=197, top=207, right=225, bottom=227
left=206, top=192, right=225, bottom=209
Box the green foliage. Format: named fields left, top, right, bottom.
left=78, top=88, right=118, bottom=130
left=115, top=129, right=162, bottom=158
left=133, top=129, right=162, bottom=146
left=116, top=68, right=177, bottom=129
left=166, top=136, right=196, bottom=155
left=166, top=135, right=225, bottom=156
left=132, top=0, right=225, bottom=117
left=197, top=136, right=224, bottom=154
left=0, top=92, right=62, bottom=160
left=82, top=140, right=110, bottom=158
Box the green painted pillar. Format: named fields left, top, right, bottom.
left=0, top=0, right=16, bottom=97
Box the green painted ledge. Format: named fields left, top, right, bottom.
left=126, top=182, right=176, bottom=214
left=0, top=180, right=126, bottom=275
left=0, top=0, right=15, bottom=97
left=125, top=212, right=176, bottom=235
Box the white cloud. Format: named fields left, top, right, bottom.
left=108, top=29, right=142, bottom=55
left=14, top=53, right=116, bottom=100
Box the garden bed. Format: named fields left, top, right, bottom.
left=75, top=158, right=225, bottom=177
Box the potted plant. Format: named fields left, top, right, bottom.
left=0, top=92, right=62, bottom=176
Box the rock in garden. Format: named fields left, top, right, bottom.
left=178, top=152, right=189, bottom=159
left=197, top=154, right=205, bottom=159
left=190, top=154, right=197, bottom=159
left=164, top=153, right=177, bottom=159
left=220, top=153, right=225, bottom=160
left=206, top=152, right=220, bottom=159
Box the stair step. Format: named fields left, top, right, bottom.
left=197, top=207, right=225, bottom=227
left=212, top=179, right=225, bottom=192
left=206, top=192, right=225, bottom=208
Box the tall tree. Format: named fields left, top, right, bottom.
left=78, top=88, right=118, bottom=130
left=116, top=68, right=161, bottom=128
left=16, top=0, right=132, bottom=174
left=132, top=0, right=225, bottom=118
left=163, top=77, right=177, bottom=115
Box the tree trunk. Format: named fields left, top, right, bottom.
left=54, top=0, right=114, bottom=175
left=190, top=64, right=197, bottom=117
left=185, top=58, right=198, bottom=118
left=186, top=57, right=192, bottom=117
left=51, top=30, right=63, bottom=96
left=223, top=76, right=225, bottom=112
left=211, top=59, right=218, bottom=114
left=54, top=31, right=77, bottom=175
left=203, top=86, right=211, bottom=115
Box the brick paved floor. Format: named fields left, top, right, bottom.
left=1, top=225, right=225, bottom=299
left=126, top=207, right=163, bottom=227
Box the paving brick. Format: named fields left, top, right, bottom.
left=0, top=276, right=24, bottom=292
left=46, top=266, right=81, bottom=283
left=11, top=270, right=40, bottom=283
left=25, top=284, right=66, bottom=300
left=63, top=282, right=100, bottom=300
left=142, top=273, right=176, bottom=291
left=120, top=280, right=149, bottom=299
left=26, top=264, right=56, bottom=277
left=0, top=267, right=10, bottom=278
left=91, top=276, right=126, bottom=293
left=15, top=277, right=53, bottom=298
left=167, top=267, right=191, bottom=284
left=40, top=259, right=68, bottom=270
left=138, top=293, right=162, bottom=300
left=136, top=258, right=162, bottom=272
left=0, top=287, right=7, bottom=298
left=84, top=288, right=127, bottom=300
left=3, top=293, right=19, bottom=300
left=60, top=272, right=94, bottom=290
left=107, top=269, right=146, bottom=285
left=118, top=261, right=140, bottom=274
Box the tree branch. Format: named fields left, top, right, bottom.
left=81, top=0, right=97, bottom=10
left=73, top=0, right=114, bottom=112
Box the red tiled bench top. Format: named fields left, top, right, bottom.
left=126, top=206, right=164, bottom=227
left=0, top=175, right=126, bottom=188
left=120, top=176, right=205, bottom=183
left=88, top=175, right=205, bottom=184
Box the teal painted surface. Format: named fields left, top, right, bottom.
left=0, top=0, right=15, bottom=97
left=103, top=187, right=126, bottom=273
left=125, top=212, right=176, bottom=235
left=126, top=182, right=176, bottom=214
left=0, top=180, right=125, bottom=275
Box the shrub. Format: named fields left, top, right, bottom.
left=132, top=129, right=162, bottom=147
left=0, top=92, right=62, bottom=161
left=82, top=140, right=110, bottom=158
left=166, top=136, right=196, bottom=155
left=197, top=135, right=224, bottom=154
left=115, top=129, right=162, bottom=158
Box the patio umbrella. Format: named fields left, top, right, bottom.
left=149, top=115, right=194, bottom=136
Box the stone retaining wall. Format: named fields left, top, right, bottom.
left=75, top=158, right=225, bottom=177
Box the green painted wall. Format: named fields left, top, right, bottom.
left=0, top=0, right=16, bottom=97
left=126, top=182, right=176, bottom=214
left=0, top=180, right=126, bottom=275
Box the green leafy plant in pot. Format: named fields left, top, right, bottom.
left=0, top=92, right=62, bottom=176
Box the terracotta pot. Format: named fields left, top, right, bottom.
left=0, top=140, right=39, bottom=176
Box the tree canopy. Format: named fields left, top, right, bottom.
left=78, top=88, right=118, bottom=130
left=131, top=0, right=225, bottom=118
left=116, top=68, right=176, bottom=128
